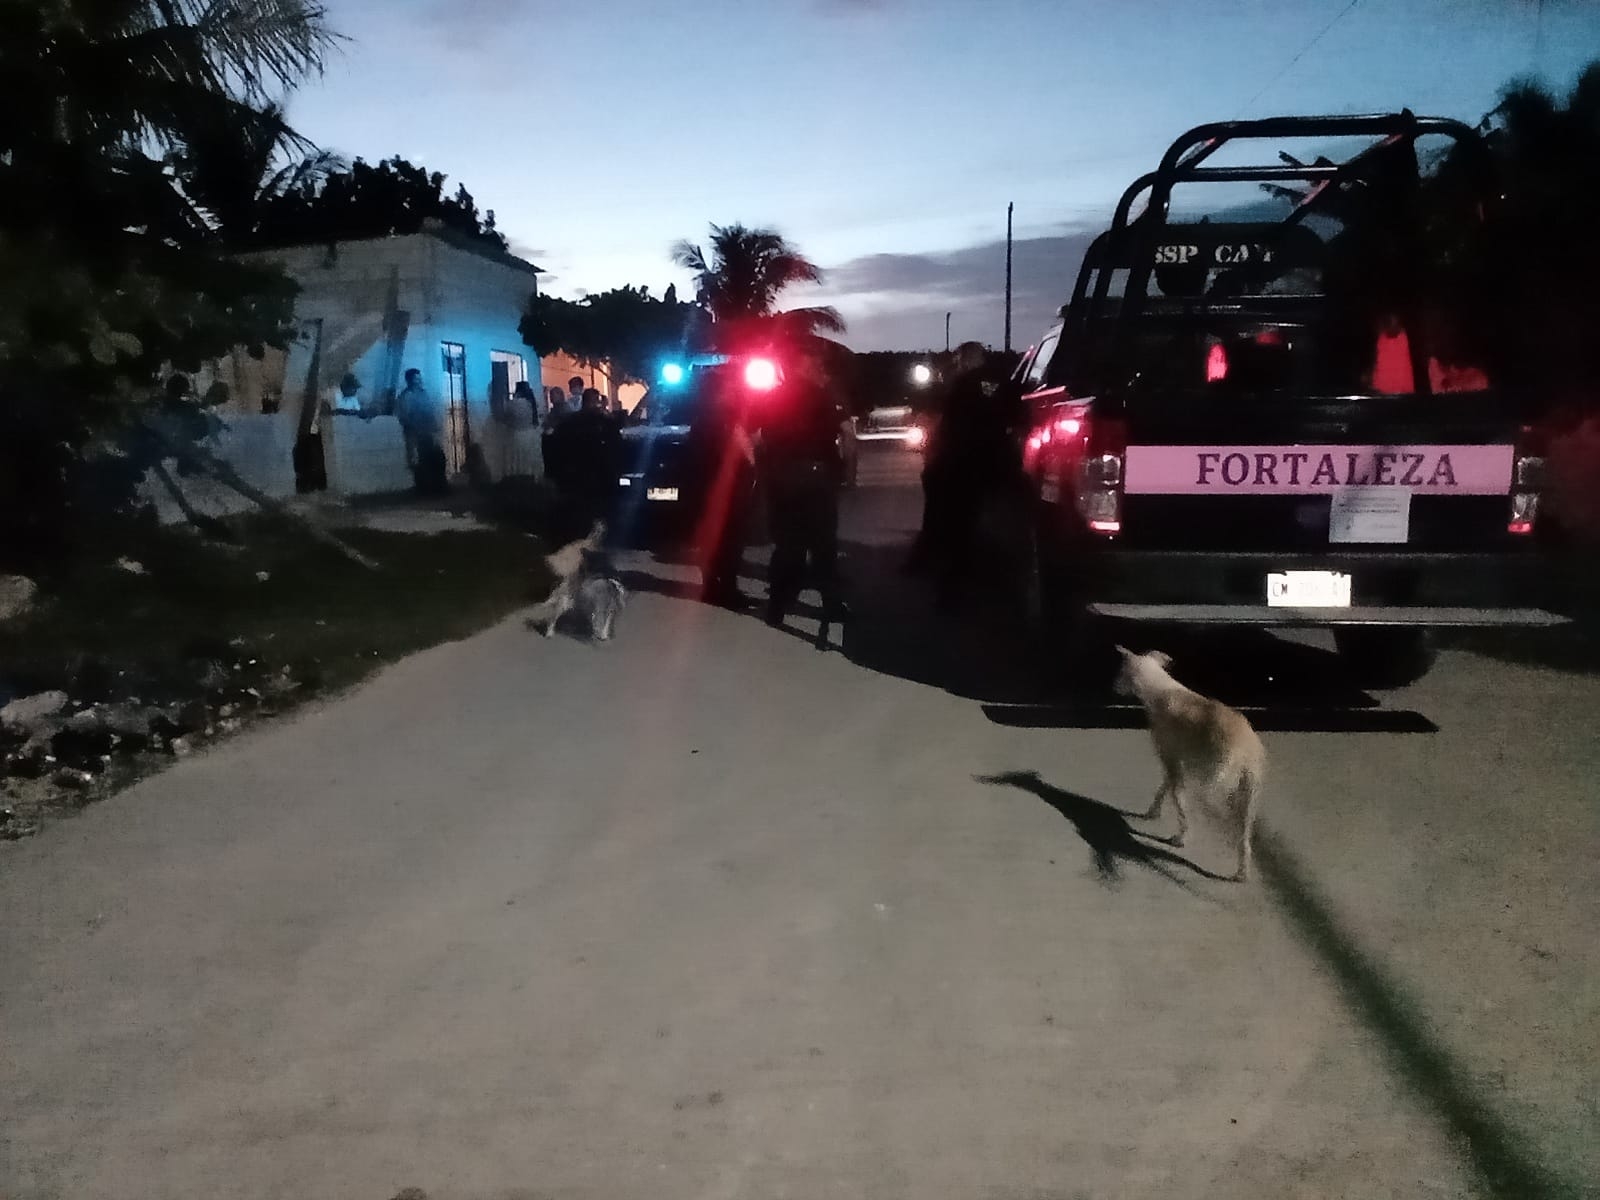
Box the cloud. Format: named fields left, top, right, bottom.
left=815, top=193, right=1302, bottom=350
left=815, top=228, right=1101, bottom=352
left=412, top=0, right=535, bottom=51
left=505, top=239, right=547, bottom=263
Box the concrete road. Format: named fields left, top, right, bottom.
left=4, top=447, right=1596, bottom=1200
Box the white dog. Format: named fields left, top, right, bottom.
left=1114, top=645, right=1266, bottom=882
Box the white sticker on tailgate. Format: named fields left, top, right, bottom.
left=1329, top=487, right=1411, bottom=543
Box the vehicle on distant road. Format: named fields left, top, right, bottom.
left=858, top=405, right=927, bottom=450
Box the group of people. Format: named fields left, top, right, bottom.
left=389, top=370, right=628, bottom=498
left=542, top=377, right=625, bottom=526
left=690, top=346, right=850, bottom=627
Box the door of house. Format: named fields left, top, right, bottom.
left=440, top=341, right=469, bottom=473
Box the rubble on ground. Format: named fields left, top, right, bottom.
left=0, top=644, right=322, bottom=842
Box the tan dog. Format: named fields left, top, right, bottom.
left=1114, top=646, right=1266, bottom=882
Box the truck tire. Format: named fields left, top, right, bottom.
left=1333, top=627, right=1437, bottom=687
left=1028, top=525, right=1116, bottom=693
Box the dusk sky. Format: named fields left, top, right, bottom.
left=286, top=0, right=1600, bottom=350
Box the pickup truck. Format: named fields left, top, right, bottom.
left=1016, top=112, right=1565, bottom=686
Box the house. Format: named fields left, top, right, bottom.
left=188, top=221, right=546, bottom=508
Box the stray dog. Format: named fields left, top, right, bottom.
left=1114, top=645, right=1266, bottom=882
left=576, top=575, right=626, bottom=641
left=526, top=521, right=626, bottom=641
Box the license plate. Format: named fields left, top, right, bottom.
left=1267, top=570, right=1351, bottom=608
left=646, top=487, right=679, bottom=502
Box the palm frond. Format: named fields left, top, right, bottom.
left=778, top=305, right=846, bottom=335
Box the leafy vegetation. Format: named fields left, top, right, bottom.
left=245, top=155, right=509, bottom=253
left=520, top=284, right=698, bottom=384
left=0, top=0, right=340, bottom=563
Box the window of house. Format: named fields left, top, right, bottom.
left=490, top=350, right=528, bottom=391
left=489, top=350, right=528, bottom=420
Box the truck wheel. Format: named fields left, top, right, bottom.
left=1028, top=528, right=1116, bottom=693
left=1333, top=628, right=1437, bottom=687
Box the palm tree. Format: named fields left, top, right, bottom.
left=171, top=102, right=344, bottom=245
left=671, top=223, right=845, bottom=347
left=0, top=0, right=339, bottom=158
left=1, top=1, right=340, bottom=246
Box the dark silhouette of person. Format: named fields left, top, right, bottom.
left=549, top=387, right=620, bottom=528
left=912, top=341, right=1022, bottom=607
left=758, top=348, right=848, bottom=627
left=686, top=369, right=758, bottom=610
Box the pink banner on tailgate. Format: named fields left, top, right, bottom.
left=1123, top=444, right=1514, bottom=495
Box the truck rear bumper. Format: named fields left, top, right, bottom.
left=1071, top=549, right=1566, bottom=629
left=1088, top=602, right=1567, bottom=628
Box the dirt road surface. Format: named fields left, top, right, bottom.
left=4, top=449, right=1596, bottom=1200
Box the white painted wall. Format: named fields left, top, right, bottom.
left=324, top=414, right=413, bottom=495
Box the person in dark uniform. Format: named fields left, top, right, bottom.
left=686, top=369, right=758, bottom=609
left=549, top=387, right=621, bottom=532
left=911, top=341, right=1022, bottom=606
left=758, top=346, right=848, bottom=628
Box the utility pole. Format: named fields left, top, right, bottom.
left=1004, top=201, right=1014, bottom=353
left=945, top=312, right=951, bottom=353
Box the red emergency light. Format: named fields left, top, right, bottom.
left=744, top=358, right=779, bottom=391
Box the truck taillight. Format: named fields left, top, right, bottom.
left=1509, top=426, right=1546, bottom=536
left=1078, top=417, right=1126, bottom=535
left=1508, top=490, right=1539, bottom=536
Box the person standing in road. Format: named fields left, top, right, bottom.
left=687, top=369, right=758, bottom=610
left=759, top=345, right=848, bottom=628
left=911, top=341, right=1021, bottom=607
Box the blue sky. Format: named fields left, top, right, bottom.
left=287, top=0, right=1600, bottom=349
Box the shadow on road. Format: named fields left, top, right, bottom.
left=832, top=538, right=1439, bottom=732
left=1441, top=623, right=1600, bottom=676
left=977, top=769, right=1228, bottom=894
left=1256, top=829, right=1587, bottom=1200
left=614, top=469, right=1437, bottom=732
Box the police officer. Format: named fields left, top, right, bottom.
left=913, top=341, right=1022, bottom=607
left=759, top=345, right=848, bottom=628
left=687, top=368, right=757, bottom=610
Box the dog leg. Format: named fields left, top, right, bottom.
left=1147, top=784, right=1189, bottom=847
left=1231, top=808, right=1256, bottom=882
left=1142, top=780, right=1169, bottom=821
left=542, top=585, right=574, bottom=637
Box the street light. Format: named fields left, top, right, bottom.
left=910, top=363, right=933, bottom=386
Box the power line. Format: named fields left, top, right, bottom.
left=1234, top=0, right=1365, bottom=118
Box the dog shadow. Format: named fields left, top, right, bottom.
left=523, top=609, right=604, bottom=644
left=976, top=770, right=1233, bottom=895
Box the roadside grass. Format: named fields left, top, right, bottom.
left=3, top=518, right=542, bottom=694
left=1, top=514, right=544, bottom=837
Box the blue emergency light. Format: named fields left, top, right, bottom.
left=659, top=362, right=686, bottom=385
